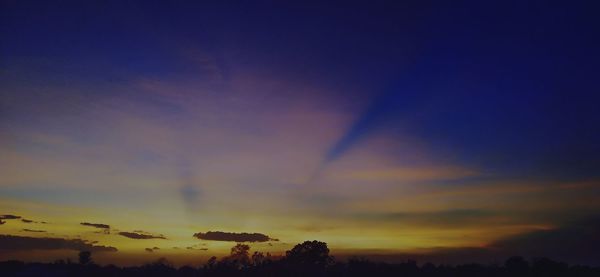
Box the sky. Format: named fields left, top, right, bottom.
left=1, top=0, right=600, bottom=266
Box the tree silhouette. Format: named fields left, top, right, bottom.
left=78, top=251, right=92, bottom=265
left=505, top=256, right=529, bottom=275
left=230, top=243, right=250, bottom=262
left=532, top=257, right=568, bottom=276
left=2, top=240, right=600, bottom=276
left=204, top=256, right=217, bottom=270
left=251, top=251, right=265, bottom=266
left=141, top=257, right=175, bottom=275
left=285, top=240, right=333, bottom=267
left=222, top=243, right=251, bottom=269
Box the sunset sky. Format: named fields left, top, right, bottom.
left=1, top=1, right=600, bottom=266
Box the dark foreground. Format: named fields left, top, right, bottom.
left=1, top=241, right=599, bottom=276
left=2, top=257, right=600, bottom=277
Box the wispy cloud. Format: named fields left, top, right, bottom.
left=0, top=235, right=117, bottom=252
left=186, top=244, right=208, bottom=251
left=21, top=229, right=46, bottom=233
left=355, top=209, right=500, bottom=228
left=80, top=222, right=110, bottom=229
left=0, top=214, right=21, bottom=220
left=365, top=217, right=600, bottom=265
left=144, top=247, right=160, bottom=252
left=118, top=231, right=166, bottom=240
left=193, top=231, right=276, bottom=242
left=341, top=166, right=477, bottom=182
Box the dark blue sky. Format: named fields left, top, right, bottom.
left=2, top=1, right=600, bottom=180
left=3, top=1, right=600, bottom=179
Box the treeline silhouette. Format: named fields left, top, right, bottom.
left=1, top=240, right=599, bottom=276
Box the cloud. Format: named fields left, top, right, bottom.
left=81, top=222, right=110, bottom=234
left=342, top=166, right=477, bottom=182
left=0, top=215, right=24, bottom=225
left=22, top=229, right=46, bottom=233
left=185, top=243, right=208, bottom=250
left=372, top=217, right=600, bottom=266
left=193, top=231, right=276, bottom=242
left=0, top=235, right=117, bottom=252
left=186, top=245, right=208, bottom=251
left=180, top=183, right=203, bottom=213
left=486, top=217, right=600, bottom=265
left=80, top=222, right=110, bottom=229
left=118, top=231, right=166, bottom=240
left=17, top=218, right=45, bottom=224
left=358, top=209, right=501, bottom=228
left=144, top=247, right=160, bottom=252
left=0, top=214, right=21, bottom=220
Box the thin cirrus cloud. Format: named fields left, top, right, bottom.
left=21, top=218, right=45, bottom=224
left=81, top=222, right=111, bottom=234
left=193, top=231, right=276, bottom=243
left=0, top=214, right=21, bottom=220
left=118, top=231, right=166, bottom=240
left=0, top=215, right=45, bottom=224
left=0, top=235, right=117, bottom=252
left=486, top=217, right=600, bottom=265
left=80, top=222, right=110, bottom=229
left=376, top=217, right=600, bottom=266
left=21, top=229, right=46, bottom=233
left=354, top=209, right=500, bottom=228
left=340, top=166, right=477, bottom=182
left=186, top=246, right=208, bottom=251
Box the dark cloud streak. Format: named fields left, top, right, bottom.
left=358, top=209, right=501, bottom=228
left=118, top=231, right=166, bottom=240
left=21, top=229, right=46, bottom=233
left=193, top=231, right=276, bottom=242
left=372, top=217, right=600, bottom=266
left=0, top=214, right=21, bottom=220
left=145, top=246, right=160, bottom=252
left=0, top=235, right=117, bottom=252
left=80, top=222, right=110, bottom=229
